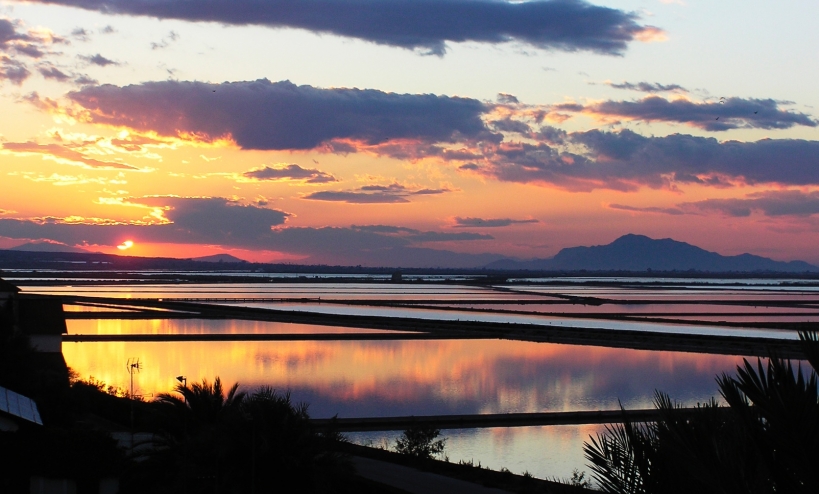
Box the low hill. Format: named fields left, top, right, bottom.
left=486, top=234, right=819, bottom=273
left=9, top=241, right=89, bottom=254
left=192, top=254, right=247, bottom=263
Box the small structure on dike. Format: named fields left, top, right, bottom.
left=0, top=277, right=68, bottom=375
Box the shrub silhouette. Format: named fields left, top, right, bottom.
left=124, top=378, right=350, bottom=494
left=395, top=425, right=446, bottom=460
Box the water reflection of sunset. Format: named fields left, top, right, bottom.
left=63, top=335, right=746, bottom=418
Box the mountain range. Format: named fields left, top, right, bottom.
left=1, top=234, right=816, bottom=273
left=486, top=234, right=818, bottom=273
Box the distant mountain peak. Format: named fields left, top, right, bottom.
left=486, top=234, right=818, bottom=273
left=191, top=253, right=248, bottom=263
left=10, top=241, right=89, bottom=254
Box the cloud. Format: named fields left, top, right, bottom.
left=0, top=202, right=499, bottom=266
left=489, top=117, right=532, bottom=134
left=22, top=0, right=659, bottom=56
left=0, top=56, right=30, bottom=84
left=681, top=190, right=819, bottom=217
left=22, top=172, right=127, bottom=186
left=606, top=81, right=687, bottom=93
left=0, top=196, right=289, bottom=248
left=351, top=224, right=491, bottom=242
left=477, top=130, right=819, bottom=191
left=583, top=96, right=817, bottom=131
left=1, top=141, right=139, bottom=170
left=608, top=204, right=685, bottom=215
left=68, top=79, right=491, bottom=150
left=150, top=30, right=179, bottom=50
left=0, top=18, right=63, bottom=59
left=38, top=65, right=71, bottom=81
left=79, top=53, right=119, bottom=66
left=304, top=183, right=451, bottom=203
left=242, top=164, right=337, bottom=184
left=497, top=93, right=519, bottom=104
left=71, top=27, right=90, bottom=41
left=454, top=217, right=540, bottom=227
left=0, top=18, right=68, bottom=84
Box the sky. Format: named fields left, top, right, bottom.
left=0, top=0, right=818, bottom=267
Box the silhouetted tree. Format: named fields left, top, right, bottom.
left=585, top=331, right=819, bottom=494
left=395, top=425, right=446, bottom=460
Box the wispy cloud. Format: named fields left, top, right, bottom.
left=454, top=217, right=539, bottom=227
left=242, top=164, right=337, bottom=184
left=304, top=183, right=451, bottom=203
left=581, top=96, right=817, bottom=131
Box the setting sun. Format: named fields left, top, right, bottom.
left=117, top=240, right=134, bottom=251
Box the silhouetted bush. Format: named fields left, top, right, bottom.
left=585, top=331, right=819, bottom=494
left=395, top=425, right=446, bottom=460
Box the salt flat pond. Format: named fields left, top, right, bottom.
left=20, top=278, right=819, bottom=479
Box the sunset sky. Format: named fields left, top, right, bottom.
left=0, top=0, right=818, bottom=266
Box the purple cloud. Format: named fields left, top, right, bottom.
left=242, top=164, right=337, bottom=183
left=454, top=217, right=540, bottom=227
left=68, top=79, right=490, bottom=150
left=585, top=96, right=816, bottom=131
left=24, top=0, right=658, bottom=56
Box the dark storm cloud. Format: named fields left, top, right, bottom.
left=681, top=190, right=819, bottom=218
left=304, top=183, right=451, bottom=204
left=79, top=53, right=118, bottom=66
left=68, top=79, right=490, bottom=150
left=242, top=164, right=337, bottom=183
left=481, top=130, right=819, bottom=191
left=454, top=217, right=539, bottom=227
left=586, top=96, right=817, bottom=131
left=24, top=0, right=657, bottom=55
left=606, top=81, right=687, bottom=93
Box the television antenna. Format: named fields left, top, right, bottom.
left=126, top=357, right=142, bottom=399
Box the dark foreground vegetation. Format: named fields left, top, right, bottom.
left=0, top=300, right=393, bottom=493
left=585, top=331, right=819, bottom=494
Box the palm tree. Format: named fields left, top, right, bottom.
left=126, top=379, right=349, bottom=494
left=585, top=331, right=819, bottom=494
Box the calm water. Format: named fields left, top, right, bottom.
left=63, top=319, right=749, bottom=480
left=28, top=278, right=815, bottom=480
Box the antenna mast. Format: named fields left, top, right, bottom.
left=126, top=357, right=142, bottom=399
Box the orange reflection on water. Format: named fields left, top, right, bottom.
left=67, top=319, right=407, bottom=335
left=63, top=325, right=747, bottom=417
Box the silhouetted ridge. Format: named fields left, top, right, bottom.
left=486, top=234, right=818, bottom=272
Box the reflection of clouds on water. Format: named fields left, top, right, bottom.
left=63, top=334, right=743, bottom=419
left=349, top=424, right=611, bottom=481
